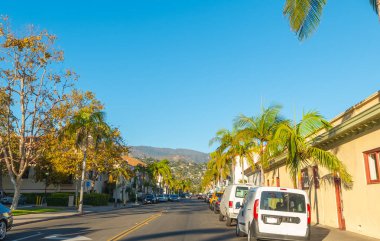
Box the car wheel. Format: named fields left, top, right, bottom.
left=0, top=221, right=7, bottom=240
left=226, top=216, right=232, bottom=226
left=219, top=213, right=225, bottom=221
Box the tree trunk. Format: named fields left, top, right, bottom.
left=78, top=149, right=87, bottom=214
left=11, top=177, right=22, bottom=210
left=241, top=158, right=245, bottom=183
left=260, top=165, right=265, bottom=186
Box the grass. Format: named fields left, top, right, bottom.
left=12, top=207, right=63, bottom=216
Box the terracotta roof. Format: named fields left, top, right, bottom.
left=122, top=156, right=147, bottom=167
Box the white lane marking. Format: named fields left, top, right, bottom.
left=13, top=232, right=43, bottom=241
left=44, top=234, right=92, bottom=240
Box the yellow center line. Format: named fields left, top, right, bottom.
left=107, top=212, right=163, bottom=241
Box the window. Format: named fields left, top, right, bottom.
left=301, top=168, right=310, bottom=190
left=364, top=149, right=380, bottom=184
left=260, top=191, right=306, bottom=213
left=235, top=186, right=249, bottom=198
left=301, top=166, right=319, bottom=189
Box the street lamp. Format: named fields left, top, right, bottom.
left=135, top=170, right=139, bottom=205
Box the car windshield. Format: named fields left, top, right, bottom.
left=170, top=195, right=178, bottom=197
left=216, top=193, right=223, bottom=197
left=235, top=187, right=249, bottom=198
left=260, top=191, right=306, bottom=213
left=146, top=195, right=153, bottom=198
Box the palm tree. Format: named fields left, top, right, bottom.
left=275, top=110, right=353, bottom=188
left=234, top=105, right=284, bottom=186
left=209, top=151, right=230, bottom=187
left=109, top=165, right=133, bottom=207
left=283, top=0, right=380, bottom=41
left=61, top=108, right=111, bottom=214
left=148, top=159, right=172, bottom=193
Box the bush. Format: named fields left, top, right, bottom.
left=46, top=196, right=69, bottom=206
left=84, top=193, right=109, bottom=206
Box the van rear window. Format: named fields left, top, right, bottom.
left=260, top=191, right=306, bottom=213
left=235, top=187, right=249, bottom=198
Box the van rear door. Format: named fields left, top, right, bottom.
left=258, top=190, right=308, bottom=237
left=233, top=186, right=249, bottom=214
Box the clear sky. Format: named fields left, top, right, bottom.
left=2, top=0, right=379, bottom=153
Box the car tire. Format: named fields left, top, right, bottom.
left=219, top=213, right=225, bottom=221
left=226, top=216, right=232, bottom=226
left=0, top=220, right=7, bottom=241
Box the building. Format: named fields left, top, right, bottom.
left=245, top=91, right=380, bottom=239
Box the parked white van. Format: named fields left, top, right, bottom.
left=219, top=184, right=254, bottom=226
left=237, top=186, right=311, bottom=241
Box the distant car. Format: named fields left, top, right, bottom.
left=168, top=194, right=180, bottom=202
left=1, top=195, right=26, bottom=205
left=143, top=194, right=156, bottom=204
left=213, top=196, right=222, bottom=214
left=0, top=203, right=13, bottom=240
left=157, top=195, right=168, bottom=202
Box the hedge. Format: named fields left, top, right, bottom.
left=84, top=193, right=109, bottom=206
left=45, top=193, right=109, bottom=206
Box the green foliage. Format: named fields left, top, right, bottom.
left=83, top=193, right=109, bottom=206
left=283, top=0, right=380, bottom=41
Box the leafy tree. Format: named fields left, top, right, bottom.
left=283, top=0, right=380, bottom=40
left=0, top=18, right=76, bottom=209
left=275, top=110, right=353, bottom=188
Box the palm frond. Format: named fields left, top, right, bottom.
left=283, top=0, right=327, bottom=40
left=298, top=110, right=330, bottom=138
left=370, top=0, right=380, bottom=16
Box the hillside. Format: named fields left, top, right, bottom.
left=130, top=146, right=209, bottom=163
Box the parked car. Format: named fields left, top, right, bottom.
left=209, top=192, right=223, bottom=210
left=168, top=194, right=180, bottom=202
left=237, top=186, right=311, bottom=241
left=213, top=196, right=222, bottom=214
left=205, top=194, right=212, bottom=203
left=0, top=203, right=13, bottom=240
left=219, top=184, right=253, bottom=226
left=143, top=194, right=156, bottom=204
left=1, top=194, right=26, bottom=205
left=157, top=194, right=168, bottom=202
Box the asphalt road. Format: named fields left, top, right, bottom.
left=7, top=199, right=380, bottom=241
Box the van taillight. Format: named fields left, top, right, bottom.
left=253, top=199, right=259, bottom=220
left=229, top=201, right=233, bottom=208
left=307, top=204, right=311, bottom=224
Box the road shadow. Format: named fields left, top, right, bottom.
left=8, top=227, right=97, bottom=241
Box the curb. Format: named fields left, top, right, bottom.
left=13, top=204, right=142, bottom=227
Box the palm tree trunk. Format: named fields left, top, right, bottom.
left=78, top=149, right=87, bottom=214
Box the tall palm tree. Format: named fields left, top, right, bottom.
left=209, top=151, right=230, bottom=186
left=210, top=129, right=239, bottom=183
left=283, top=0, right=380, bottom=41
left=275, top=110, right=353, bottom=188
left=234, top=105, right=284, bottom=186
left=109, top=165, right=133, bottom=206
left=148, top=159, right=172, bottom=193
left=61, top=108, right=111, bottom=214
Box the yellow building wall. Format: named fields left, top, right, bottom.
left=330, top=127, right=380, bottom=239
left=263, top=126, right=380, bottom=239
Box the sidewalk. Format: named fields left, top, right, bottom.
left=311, top=225, right=380, bottom=241
left=13, top=202, right=141, bottom=226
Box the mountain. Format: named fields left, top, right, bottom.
left=130, top=146, right=209, bottom=163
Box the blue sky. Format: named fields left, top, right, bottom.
left=3, top=0, right=379, bottom=153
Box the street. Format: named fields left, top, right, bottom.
left=7, top=199, right=379, bottom=241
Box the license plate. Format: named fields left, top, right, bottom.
left=266, top=217, right=278, bottom=224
